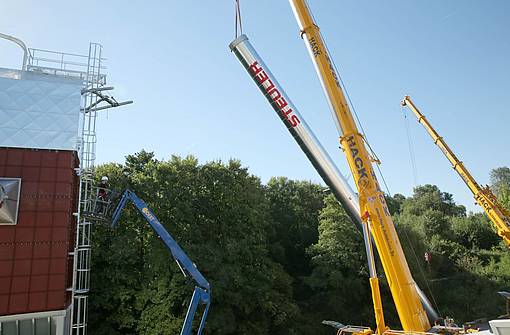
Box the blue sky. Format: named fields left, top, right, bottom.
left=1, top=0, right=508, bottom=212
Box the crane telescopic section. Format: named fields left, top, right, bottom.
left=401, top=96, right=510, bottom=247
left=288, top=0, right=431, bottom=333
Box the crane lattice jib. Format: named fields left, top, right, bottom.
left=401, top=96, right=510, bottom=247
left=288, top=0, right=431, bottom=332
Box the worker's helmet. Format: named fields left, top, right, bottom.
left=101, top=176, right=109, bottom=182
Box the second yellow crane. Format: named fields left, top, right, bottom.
left=401, top=96, right=510, bottom=247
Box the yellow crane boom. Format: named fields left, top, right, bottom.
left=401, top=95, right=510, bottom=247
left=288, top=0, right=431, bottom=333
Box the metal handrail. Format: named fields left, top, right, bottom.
left=82, top=187, right=121, bottom=222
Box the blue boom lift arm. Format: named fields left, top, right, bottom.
left=111, top=189, right=211, bottom=335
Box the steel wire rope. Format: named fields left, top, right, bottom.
left=315, top=24, right=392, bottom=196
left=400, top=105, right=442, bottom=318
left=400, top=222, right=443, bottom=318
left=403, top=106, right=419, bottom=187
left=234, top=0, right=243, bottom=39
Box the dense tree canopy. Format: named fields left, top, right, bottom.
left=491, top=167, right=510, bottom=196
left=88, top=153, right=510, bottom=334
left=89, top=152, right=298, bottom=334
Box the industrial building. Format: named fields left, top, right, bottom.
left=0, top=34, right=130, bottom=335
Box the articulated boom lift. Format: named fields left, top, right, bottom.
left=401, top=96, right=510, bottom=247
left=111, top=190, right=211, bottom=335
left=288, top=1, right=432, bottom=334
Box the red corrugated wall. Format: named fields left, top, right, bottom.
left=0, top=147, right=78, bottom=315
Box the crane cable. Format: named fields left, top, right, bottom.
left=402, top=222, right=443, bottom=318
left=403, top=106, right=419, bottom=187
left=234, top=0, right=243, bottom=39
left=316, top=24, right=392, bottom=196
left=401, top=106, right=442, bottom=316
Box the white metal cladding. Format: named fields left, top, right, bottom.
left=0, top=67, right=82, bottom=151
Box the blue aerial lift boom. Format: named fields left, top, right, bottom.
left=111, top=189, right=211, bottom=335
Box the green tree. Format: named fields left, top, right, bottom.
left=385, top=193, right=406, bottom=215
left=403, top=184, right=466, bottom=218
left=490, top=167, right=510, bottom=212
left=305, top=195, right=372, bottom=334
left=490, top=167, right=510, bottom=196
left=264, top=177, right=325, bottom=282
left=88, top=155, right=510, bottom=333
left=264, top=177, right=327, bottom=333
left=395, top=184, right=508, bottom=323
left=89, top=153, right=299, bottom=334
left=450, top=213, right=500, bottom=250
left=500, top=189, right=510, bottom=212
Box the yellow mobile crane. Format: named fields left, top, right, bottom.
left=288, top=1, right=431, bottom=334
left=401, top=95, right=510, bottom=247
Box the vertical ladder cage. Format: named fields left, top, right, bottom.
left=70, top=43, right=104, bottom=335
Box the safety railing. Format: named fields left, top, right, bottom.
left=81, top=186, right=121, bottom=223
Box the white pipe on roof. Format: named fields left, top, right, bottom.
left=0, top=32, right=29, bottom=70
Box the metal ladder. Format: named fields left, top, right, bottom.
left=70, top=43, right=104, bottom=335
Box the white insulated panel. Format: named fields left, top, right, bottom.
left=0, top=67, right=82, bottom=151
